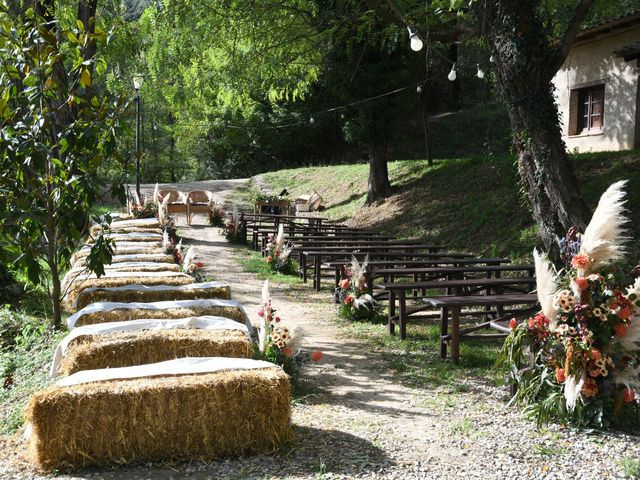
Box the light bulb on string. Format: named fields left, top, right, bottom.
left=406, top=26, right=423, bottom=52
left=476, top=64, right=485, bottom=79
left=340, top=113, right=345, bottom=120
left=489, top=55, right=495, bottom=63
left=416, top=84, right=423, bottom=93
left=309, top=116, right=315, bottom=124
left=447, top=63, right=457, bottom=82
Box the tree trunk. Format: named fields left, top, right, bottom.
left=474, top=1, right=591, bottom=259
left=366, top=143, right=391, bottom=204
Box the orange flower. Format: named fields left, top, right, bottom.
left=590, top=349, right=602, bottom=361
left=571, top=253, right=591, bottom=270
left=344, top=294, right=354, bottom=305
left=310, top=350, right=324, bottom=362
left=574, top=277, right=588, bottom=290
left=267, top=255, right=273, bottom=263
left=555, top=368, right=566, bottom=383
left=509, top=318, right=517, bottom=330
left=617, top=307, right=632, bottom=320
left=339, top=278, right=351, bottom=290
left=581, top=377, right=598, bottom=397
left=623, top=387, right=636, bottom=403
left=282, top=347, right=293, bottom=356
left=614, top=324, right=629, bottom=337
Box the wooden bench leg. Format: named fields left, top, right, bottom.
left=302, top=255, right=308, bottom=283
left=440, top=307, right=449, bottom=359
left=399, top=290, right=407, bottom=340
left=388, top=291, right=396, bottom=335
left=452, top=306, right=461, bottom=363
left=314, top=256, right=321, bottom=291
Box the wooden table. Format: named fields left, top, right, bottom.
left=254, top=199, right=292, bottom=216
left=422, top=294, right=539, bottom=362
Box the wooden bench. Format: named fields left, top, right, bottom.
left=421, top=294, right=539, bottom=362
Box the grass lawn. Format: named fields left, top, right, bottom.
left=236, top=250, right=303, bottom=286
left=259, top=150, right=640, bottom=263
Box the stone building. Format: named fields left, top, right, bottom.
left=553, top=12, right=640, bottom=152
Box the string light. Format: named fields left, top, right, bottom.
left=407, top=26, right=423, bottom=52
left=489, top=55, right=495, bottom=63
left=476, top=64, right=485, bottom=79
left=309, top=116, right=315, bottom=124
left=447, top=63, right=457, bottom=82
left=416, top=85, right=423, bottom=93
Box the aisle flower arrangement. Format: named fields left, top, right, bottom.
left=130, top=200, right=157, bottom=219
left=499, top=181, right=640, bottom=430
left=163, top=229, right=184, bottom=264
left=161, top=217, right=179, bottom=245
left=223, top=206, right=246, bottom=244
left=181, top=247, right=205, bottom=282
left=264, top=224, right=297, bottom=275
left=208, top=202, right=226, bottom=227
left=256, top=281, right=322, bottom=377
left=336, top=256, right=383, bottom=322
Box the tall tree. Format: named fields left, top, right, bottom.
left=0, top=1, right=126, bottom=328
left=371, top=0, right=599, bottom=257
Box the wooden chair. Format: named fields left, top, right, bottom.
left=186, top=190, right=214, bottom=225
left=158, top=189, right=187, bottom=222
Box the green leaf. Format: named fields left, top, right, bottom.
left=80, top=69, right=91, bottom=88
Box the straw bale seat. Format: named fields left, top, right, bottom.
left=67, top=299, right=252, bottom=329
left=26, top=358, right=292, bottom=470
left=72, top=253, right=175, bottom=268
left=52, top=317, right=253, bottom=376
left=87, top=232, right=163, bottom=244
left=75, top=281, right=231, bottom=310
left=63, top=272, right=195, bottom=312
left=71, top=243, right=164, bottom=264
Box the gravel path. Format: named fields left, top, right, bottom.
left=1, top=181, right=639, bottom=479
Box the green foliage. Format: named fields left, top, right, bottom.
left=0, top=5, right=127, bottom=327
left=0, top=306, right=64, bottom=434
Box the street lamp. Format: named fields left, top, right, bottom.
left=133, top=75, right=144, bottom=201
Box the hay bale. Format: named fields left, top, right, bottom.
left=72, top=253, right=175, bottom=268
left=71, top=243, right=164, bottom=264
left=89, top=225, right=162, bottom=236
left=68, top=299, right=251, bottom=329
left=53, top=317, right=253, bottom=376
left=87, top=232, right=163, bottom=244
left=75, top=281, right=231, bottom=310
left=63, top=272, right=194, bottom=312
left=26, top=358, right=292, bottom=470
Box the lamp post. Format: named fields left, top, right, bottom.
left=133, top=75, right=144, bottom=201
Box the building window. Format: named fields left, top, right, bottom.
left=569, top=84, right=605, bottom=135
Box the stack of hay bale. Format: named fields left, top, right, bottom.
left=25, top=216, right=293, bottom=471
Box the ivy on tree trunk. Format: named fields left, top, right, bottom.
left=473, top=0, right=593, bottom=259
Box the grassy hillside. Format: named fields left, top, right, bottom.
left=260, top=151, right=640, bottom=262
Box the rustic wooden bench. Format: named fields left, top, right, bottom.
left=421, top=294, right=539, bottom=362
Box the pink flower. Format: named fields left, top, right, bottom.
left=344, top=294, right=354, bottom=305
left=257, top=309, right=264, bottom=317
left=282, top=347, right=293, bottom=356
left=195, top=261, right=204, bottom=268
left=267, top=255, right=273, bottom=263
left=555, top=368, right=566, bottom=383
left=509, top=318, right=517, bottom=330
left=339, top=279, right=351, bottom=290
left=274, top=316, right=281, bottom=323
left=571, top=253, right=591, bottom=270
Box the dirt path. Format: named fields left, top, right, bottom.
left=2, top=181, right=639, bottom=480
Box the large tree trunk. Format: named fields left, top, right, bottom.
left=366, top=143, right=391, bottom=204
left=474, top=1, right=591, bottom=259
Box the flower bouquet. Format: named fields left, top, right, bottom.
left=336, top=256, right=383, bottom=322
left=163, top=229, right=183, bottom=264
left=256, top=281, right=322, bottom=378
left=264, top=224, right=297, bottom=275
left=181, top=247, right=205, bottom=282
left=222, top=206, right=246, bottom=244
left=130, top=200, right=158, bottom=219
left=499, top=181, right=640, bottom=430
left=208, top=202, right=226, bottom=227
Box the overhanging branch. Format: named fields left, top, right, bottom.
left=548, top=0, right=596, bottom=75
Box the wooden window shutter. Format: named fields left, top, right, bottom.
left=568, top=89, right=579, bottom=136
